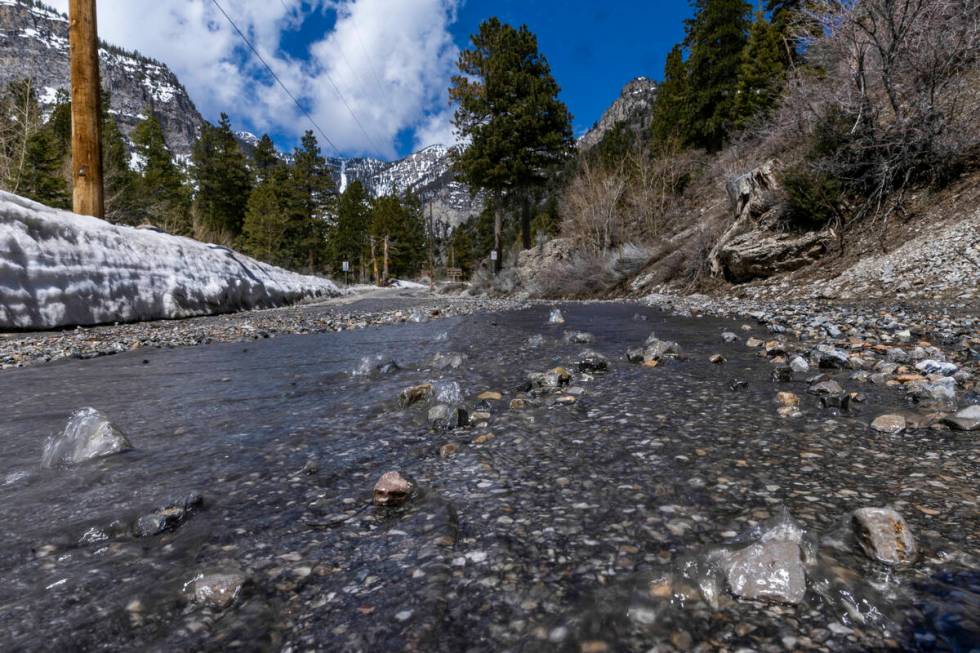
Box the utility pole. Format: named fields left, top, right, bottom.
left=370, top=238, right=380, bottom=287
left=69, top=0, right=104, bottom=218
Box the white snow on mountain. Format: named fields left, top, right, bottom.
left=0, top=192, right=341, bottom=330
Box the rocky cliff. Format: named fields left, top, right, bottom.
left=578, top=76, right=657, bottom=150
left=0, top=0, right=204, bottom=158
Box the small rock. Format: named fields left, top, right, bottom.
left=943, top=405, right=980, bottom=431
left=789, top=357, right=809, bottom=374
left=851, top=507, right=916, bottom=565
left=721, top=332, right=739, bottom=343
left=399, top=384, right=433, bottom=407
left=563, top=331, right=595, bottom=344
left=439, top=443, right=459, bottom=458
left=477, top=391, right=502, bottom=401
left=472, top=433, right=495, bottom=445
left=870, top=414, right=907, bottom=434
left=771, top=366, right=793, bottom=383
left=809, top=380, right=844, bottom=396
left=709, top=354, right=726, bottom=365
left=510, top=398, right=527, bottom=410
left=548, top=309, right=565, bottom=325
left=777, top=392, right=799, bottom=407
left=192, top=572, right=245, bottom=611
left=373, top=471, right=414, bottom=507
left=577, top=350, right=609, bottom=373
left=746, top=337, right=763, bottom=348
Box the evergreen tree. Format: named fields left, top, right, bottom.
left=240, top=164, right=293, bottom=265
left=450, top=18, right=573, bottom=265
left=131, top=114, right=192, bottom=233
left=19, top=128, right=70, bottom=208
left=734, top=11, right=786, bottom=129
left=102, top=111, right=141, bottom=225
left=330, top=180, right=370, bottom=275
left=191, top=113, right=251, bottom=241
left=682, top=0, right=752, bottom=151
left=288, top=130, right=335, bottom=271
left=766, top=0, right=818, bottom=63
left=253, top=133, right=279, bottom=181
left=650, top=45, right=690, bottom=145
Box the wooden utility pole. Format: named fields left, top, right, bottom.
left=370, top=238, right=380, bottom=286
left=68, top=0, right=104, bottom=218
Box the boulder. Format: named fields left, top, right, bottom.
left=851, top=508, right=916, bottom=565
left=724, top=511, right=807, bottom=604
left=41, top=408, right=132, bottom=468
left=716, top=230, right=829, bottom=282
left=428, top=405, right=469, bottom=431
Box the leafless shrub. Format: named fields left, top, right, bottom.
left=559, top=158, right=628, bottom=255
left=528, top=243, right=653, bottom=298
left=782, top=0, right=980, bottom=228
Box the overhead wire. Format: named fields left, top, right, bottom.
left=209, top=0, right=342, bottom=156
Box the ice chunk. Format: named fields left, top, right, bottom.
left=42, top=408, right=132, bottom=467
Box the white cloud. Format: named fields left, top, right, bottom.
left=48, top=0, right=461, bottom=158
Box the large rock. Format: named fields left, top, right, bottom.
left=851, top=508, right=916, bottom=565
left=717, top=230, right=830, bottom=282
left=708, top=160, right=831, bottom=282
left=41, top=408, right=132, bottom=468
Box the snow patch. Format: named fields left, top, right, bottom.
left=0, top=191, right=342, bottom=330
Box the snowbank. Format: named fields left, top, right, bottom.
left=0, top=192, right=342, bottom=330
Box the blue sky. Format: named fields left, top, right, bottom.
left=52, top=1, right=692, bottom=160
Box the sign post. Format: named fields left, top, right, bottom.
left=342, top=260, right=350, bottom=287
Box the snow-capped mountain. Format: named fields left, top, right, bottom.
left=578, top=77, right=658, bottom=150
left=329, top=145, right=484, bottom=228
left=0, top=0, right=204, bottom=156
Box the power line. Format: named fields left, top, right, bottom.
left=348, top=13, right=390, bottom=106
left=209, top=0, right=341, bottom=155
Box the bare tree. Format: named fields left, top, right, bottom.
left=560, top=157, right=628, bottom=255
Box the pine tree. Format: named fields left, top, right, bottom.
left=766, top=0, right=818, bottom=63
left=650, top=45, right=690, bottom=145
left=19, top=128, right=70, bottom=208
left=191, top=113, right=252, bottom=241
left=240, top=164, right=293, bottom=265
left=131, top=114, right=191, bottom=234
left=682, top=0, right=752, bottom=151
left=450, top=18, right=574, bottom=265
left=253, top=133, right=279, bottom=181
left=330, top=180, right=370, bottom=275
left=288, top=130, right=335, bottom=271
left=734, top=11, right=786, bottom=129
left=102, top=112, right=141, bottom=225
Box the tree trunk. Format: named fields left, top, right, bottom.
left=371, top=238, right=380, bottom=286
left=493, top=200, right=502, bottom=274
left=520, top=191, right=532, bottom=250
left=382, top=235, right=390, bottom=284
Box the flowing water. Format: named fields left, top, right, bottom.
left=0, top=303, right=977, bottom=651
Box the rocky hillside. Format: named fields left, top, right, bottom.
left=0, top=0, right=203, bottom=158
left=578, top=77, right=657, bottom=150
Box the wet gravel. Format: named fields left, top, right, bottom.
left=0, top=302, right=977, bottom=652
left=0, top=289, right=529, bottom=371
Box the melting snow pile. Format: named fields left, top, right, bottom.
left=0, top=192, right=342, bottom=329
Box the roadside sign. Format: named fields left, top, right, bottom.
left=490, top=250, right=498, bottom=261
left=342, top=261, right=350, bottom=272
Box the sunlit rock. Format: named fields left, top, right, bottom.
left=548, top=308, right=565, bottom=324
left=724, top=511, right=807, bottom=604
left=944, top=405, right=980, bottom=431
left=870, top=414, right=907, bottom=434
left=41, top=408, right=131, bottom=468
left=399, top=384, right=433, bottom=407
left=852, top=507, right=916, bottom=565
